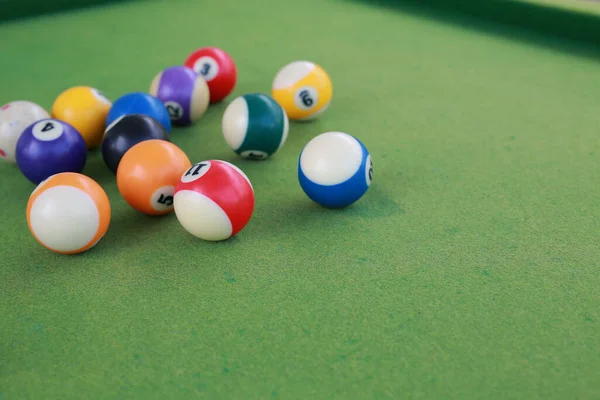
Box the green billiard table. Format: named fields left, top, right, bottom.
left=1, top=0, right=600, bottom=398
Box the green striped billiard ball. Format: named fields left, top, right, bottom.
left=221, top=93, right=289, bottom=160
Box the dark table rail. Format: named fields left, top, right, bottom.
left=0, top=0, right=138, bottom=23
left=360, top=0, right=600, bottom=47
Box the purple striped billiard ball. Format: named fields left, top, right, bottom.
left=149, top=66, right=210, bottom=126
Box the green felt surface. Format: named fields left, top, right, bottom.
left=1, top=0, right=600, bottom=398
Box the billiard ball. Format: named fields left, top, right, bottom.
left=149, top=65, right=210, bottom=126
left=26, top=172, right=111, bottom=254
left=117, top=140, right=191, bottom=215
left=101, top=114, right=170, bottom=174
left=105, top=92, right=171, bottom=132
left=271, top=60, right=332, bottom=121
left=298, top=131, right=372, bottom=208
left=16, top=118, right=87, bottom=184
left=184, top=46, right=237, bottom=103
left=0, top=101, right=50, bottom=163
left=221, top=93, right=289, bottom=160
left=51, top=86, right=112, bottom=149
left=173, top=160, right=254, bottom=241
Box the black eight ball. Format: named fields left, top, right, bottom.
left=101, top=114, right=170, bottom=174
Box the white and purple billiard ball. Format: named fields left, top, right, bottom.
left=173, top=160, right=254, bottom=241
left=298, top=131, right=373, bottom=208
left=149, top=66, right=210, bottom=126
left=0, top=101, right=50, bottom=163
left=16, top=118, right=87, bottom=184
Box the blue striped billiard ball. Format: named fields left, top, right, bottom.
left=298, top=131, right=373, bottom=208
left=16, top=118, right=87, bottom=184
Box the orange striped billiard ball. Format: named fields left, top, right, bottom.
left=26, top=172, right=111, bottom=254
left=117, top=139, right=191, bottom=215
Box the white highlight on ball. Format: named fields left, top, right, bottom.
left=32, top=120, right=64, bottom=141
left=300, top=132, right=363, bottom=186
left=29, top=185, right=100, bottom=253
left=194, top=56, right=219, bottom=81
left=91, top=88, right=111, bottom=105
left=221, top=96, right=249, bottom=151
left=174, top=190, right=233, bottom=241
left=272, top=61, right=315, bottom=90
left=105, top=115, right=125, bottom=133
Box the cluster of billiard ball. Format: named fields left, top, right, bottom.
left=0, top=47, right=373, bottom=255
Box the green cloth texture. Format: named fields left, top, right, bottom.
left=1, top=0, right=599, bottom=399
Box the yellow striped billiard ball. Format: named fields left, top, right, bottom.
left=271, top=61, right=332, bottom=121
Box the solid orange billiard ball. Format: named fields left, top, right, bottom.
left=116, top=139, right=191, bottom=215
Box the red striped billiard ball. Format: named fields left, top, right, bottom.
left=184, top=47, right=237, bottom=103
left=173, top=160, right=254, bottom=241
